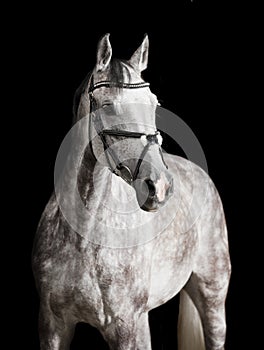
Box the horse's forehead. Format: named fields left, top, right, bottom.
left=95, top=63, right=139, bottom=82
left=93, top=64, right=153, bottom=103
left=95, top=88, right=153, bottom=103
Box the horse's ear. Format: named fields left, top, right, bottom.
left=129, top=34, right=149, bottom=73
left=96, top=33, right=112, bottom=72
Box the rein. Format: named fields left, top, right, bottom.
left=88, top=77, right=167, bottom=185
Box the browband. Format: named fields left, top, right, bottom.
left=89, top=80, right=150, bottom=93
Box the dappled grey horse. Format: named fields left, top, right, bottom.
left=32, top=34, right=231, bottom=349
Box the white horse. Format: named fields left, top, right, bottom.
left=32, top=34, right=231, bottom=350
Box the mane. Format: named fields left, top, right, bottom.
left=72, top=59, right=132, bottom=124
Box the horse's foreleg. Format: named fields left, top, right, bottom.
left=102, top=312, right=151, bottom=350
left=38, top=303, right=75, bottom=350
left=183, top=187, right=231, bottom=349
left=184, top=271, right=230, bottom=350
left=135, top=312, right=152, bottom=350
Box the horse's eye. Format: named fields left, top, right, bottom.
left=102, top=103, right=115, bottom=115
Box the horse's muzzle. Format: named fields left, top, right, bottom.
left=134, top=176, right=174, bottom=212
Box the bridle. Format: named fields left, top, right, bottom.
left=88, top=77, right=168, bottom=185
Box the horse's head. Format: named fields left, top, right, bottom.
left=87, top=34, right=173, bottom=212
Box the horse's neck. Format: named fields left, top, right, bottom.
left=79, top=148, right=139, bottom=217
left=77, top=147, right=114, bottom=210
left=71, top=147, right=150, bottom=246
left=54, top=112, right=141, bottom=243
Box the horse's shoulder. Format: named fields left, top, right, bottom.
left=164, top=153, right=211, bottom=184
left=164, top=153, right=221, bottom=209
left=32, top=193, right=61, bottom=264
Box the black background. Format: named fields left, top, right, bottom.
left=8, top=1, right=256, bottom=349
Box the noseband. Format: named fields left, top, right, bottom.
left=88, top=77, right=167, bottom=185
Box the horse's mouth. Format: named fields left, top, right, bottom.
left=140, top=197, right=161, bottom=212
left=140, top=205, right=158, bottom=212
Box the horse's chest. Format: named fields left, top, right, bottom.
left=50, top=228, right=197, bottom=321
left=66, top=247, right=151, bottom=323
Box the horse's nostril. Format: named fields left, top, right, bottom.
left=144, top=179, right=156, bottom=197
